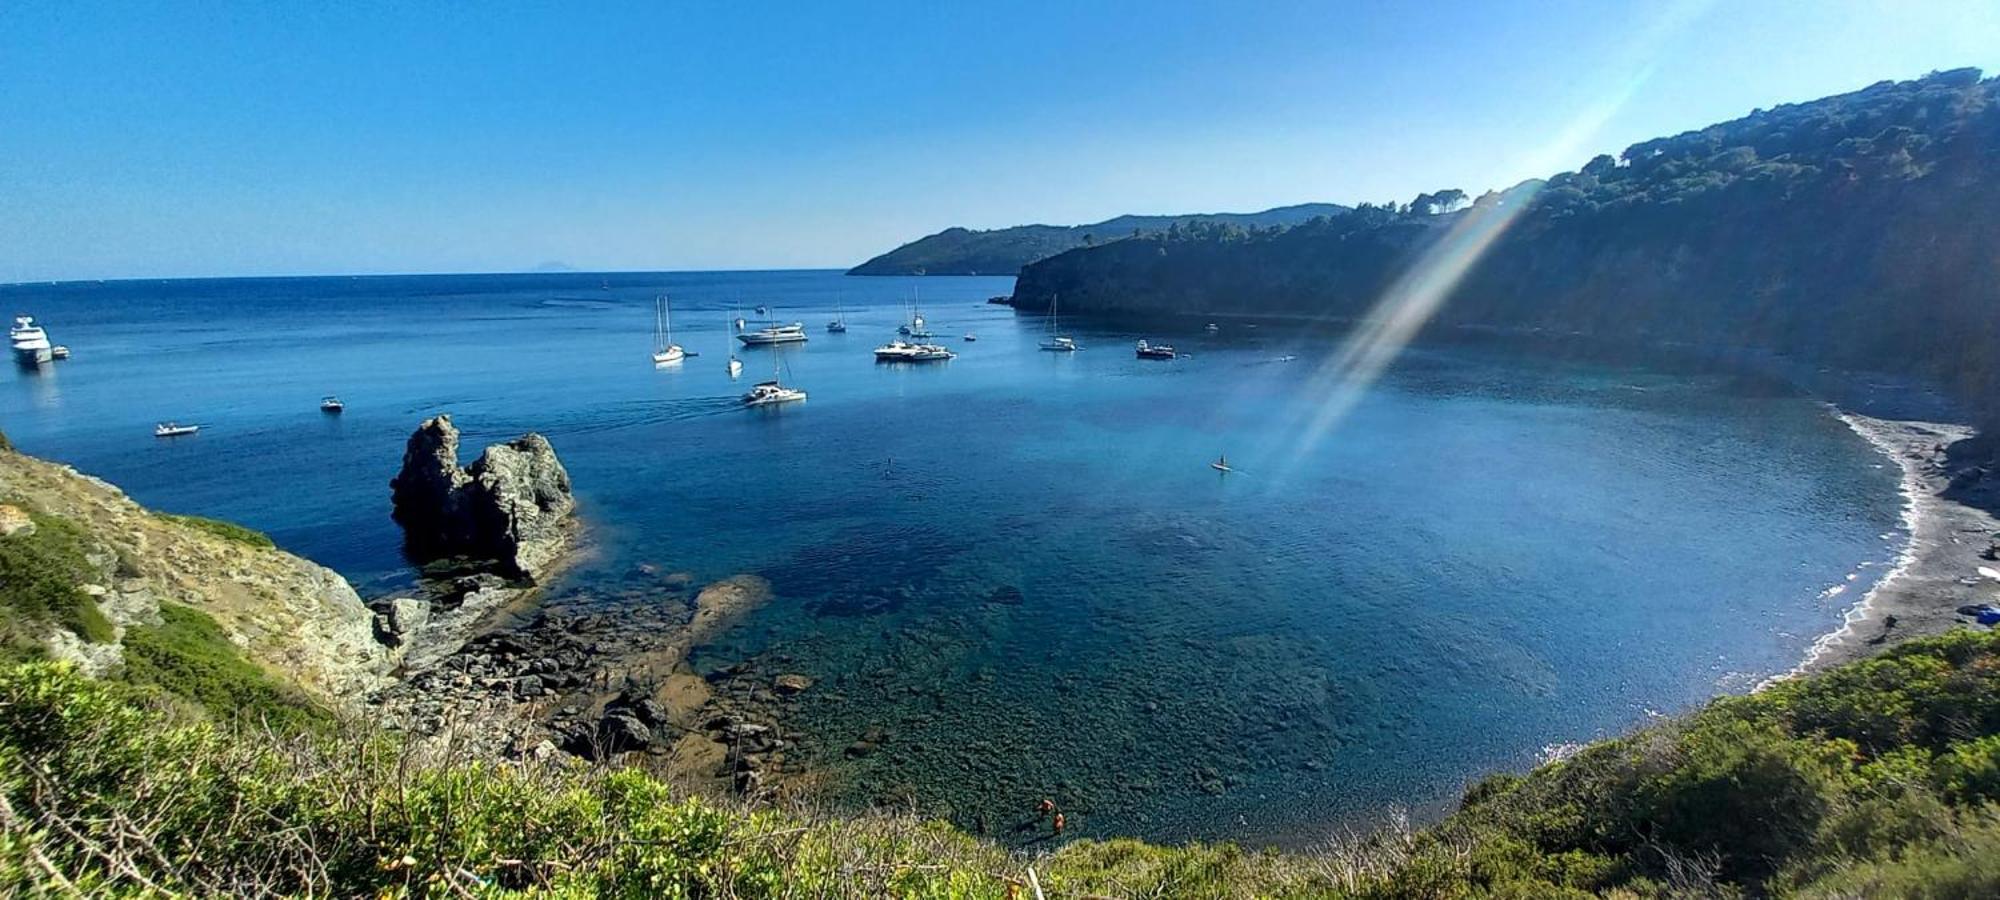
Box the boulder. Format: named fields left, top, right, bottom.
left=773, top=673, right=814, bottom=696
left=389, top=415, right=575, bottom=581
left=597, top=712, right=654, bottom=754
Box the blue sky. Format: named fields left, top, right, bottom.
left=2, top=1, right=1996, bottom=281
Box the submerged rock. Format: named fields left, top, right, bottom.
left=389, top=415, right=575, bottom=581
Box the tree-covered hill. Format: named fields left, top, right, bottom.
left=1014, top=68, right=2000, bottom=418
left=846, top=203, right=1349, bottom=275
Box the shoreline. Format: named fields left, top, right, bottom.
left=1773, top=412, right=1994, bottom=681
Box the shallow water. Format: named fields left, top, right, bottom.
left=0, top=271, right=1903, bottom=843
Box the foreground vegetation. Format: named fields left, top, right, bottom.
left=156, top=512, right=277, bottom=549
left=7, top=630, right=2000, bottom=896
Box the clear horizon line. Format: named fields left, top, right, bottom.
left=0, top=265, right=1025, bottom=289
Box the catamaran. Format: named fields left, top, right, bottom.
left=827, top=300, right=848, bottom=333
left=742, top=353, right=806, bottom=406
left=650, top=295, right=686, bottom=364
left=1038, top=294, right=1078, bottom=351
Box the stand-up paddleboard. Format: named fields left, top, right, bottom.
left=1210, top=453, right=1232, bottom=473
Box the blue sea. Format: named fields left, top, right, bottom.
left=0, top=270, right=1904, bottom=843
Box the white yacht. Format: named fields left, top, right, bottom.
left=874, top=340, right=956, bottom=362
left=320, top=396, right=345, bottom=413
left=1136, top=339, right=1177, bottom=359
left=737, top=322, right=809, bottom=346
left=10, top=316, right=52, bottom=366
left=1038, top=294, right=1079, bottom=351
left=742, top=380, right=806, bottom=407
left=651, top=295, right=685, bottom=365
left=154, top=422, right=200, bottom=438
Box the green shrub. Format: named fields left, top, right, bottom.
left=0, top=505, right=114, bottom=656
left=158, top=512, right=276, bottom=549
left=10, top=630, right=2000, bottom=896
left=120, top=602, right=328, bottom=733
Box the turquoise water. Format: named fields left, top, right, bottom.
left=0, top=271, right=1903, bottom=843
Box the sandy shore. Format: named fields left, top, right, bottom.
left=1779, top=413, right=1997, bottom=679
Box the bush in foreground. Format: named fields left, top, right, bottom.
left=8, top=631, right=2000, bottom=896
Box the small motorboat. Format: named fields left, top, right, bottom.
left=155, top=422, right=200, bottom=438
left=50, top=345, right=70, bottom=360
left=1136, top=340, right=1177, bottom=360
left=1210, top=453, right=1232, bottom=473
left=320, top=396, right=345, bottom=413
left=727, top=355, right=744, bottom=378
left=963, top=333, right=977, bottom=342
left=1205, top=323, right=1220, bottom=334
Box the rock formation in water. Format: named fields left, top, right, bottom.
left=389, top=415, right=575, bottom=581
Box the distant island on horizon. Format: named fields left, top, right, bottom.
left=846, top=202, right=1349, bottom=276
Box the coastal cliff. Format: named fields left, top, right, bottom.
left=0, top=434, right=392, bottom=713
left=1012, top=69, right=2000, bottom=419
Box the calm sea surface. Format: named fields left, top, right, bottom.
left=0, top=270, right=1903, bottom=843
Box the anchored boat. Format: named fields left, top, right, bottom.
left=737, top=322, right=809, bottom=346
left=651, top=295, right=685, bottom=365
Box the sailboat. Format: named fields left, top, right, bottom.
left=1039, top=293, right=1078, bottom=351
left=828, top=299, right=848, bottom=333
left=742, top=349, right=806, bottom=407
left=651, top=295, right=685, bottom=365
left=727, top=355, right=744, bottom=378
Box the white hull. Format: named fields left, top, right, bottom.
left=737, top=332, right=808, bottom=346
left=13, top=346, right=51, bottom=366
left=652, top=346, right=685, bottom=365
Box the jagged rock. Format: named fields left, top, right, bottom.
left=372, top=596, right=430, bottom=647
left=598, top=712, right=653, bottom=753
left=773, top=673, right=814, bottom=696
left=389, top=415, right=575, bottom=581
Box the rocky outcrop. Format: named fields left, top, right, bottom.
left=390, top=415, right=575, bottom=581
left=0, top=449, right=393, bottom=708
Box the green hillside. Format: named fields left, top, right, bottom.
left=847, top=203, right=1349, bottom=275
